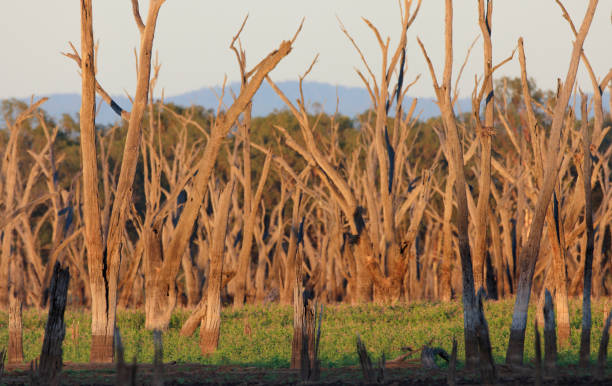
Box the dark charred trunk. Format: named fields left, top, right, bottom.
left=38, top=262, right=70, bottom=381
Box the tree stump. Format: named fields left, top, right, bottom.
left=8, top=284, right=23, bottom=364
left=8, top=254, right=25, bottom=364
left=38, top=262, right=70, bottom=382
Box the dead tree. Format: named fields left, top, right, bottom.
left=0, top=99, right=49, bottom=363
left=38, top=262, right=70, bottom=382
left=579, top=92, right=595, bottom=367
left=551, top=0, right=612, bottom=363
left=290, top=218, right=307, bottom=369
left=199, top=180, right=234, bottom=354
left=356, top=335, right=384, bottom=383
left=472, top=0, right=494, bottom=294
left=8, top=256, right=25, bottom=364
left=142, top=18, right=300, bottom=331
left=505, top=0, right=599, bottom=365
left=68, top=0, right=166, bottom=362
left=230, top=39, right=275, bottom=308
left=417, top=0, right=505, bottom=369
left=272, top=0, right=428, bottom=304
left=292, top=249, right=323, bottom=382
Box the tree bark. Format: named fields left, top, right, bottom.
left=505, top=3, right=598, bottom=363
left=76, top=0, right=166, bottom=361
left=78, top=0, right=112, bottom=363
left=417, top=0, right=480, bottom=369
left=473, top=0, right=494, bottom=295
left=440, top=152, right=455, bottom=302
left=200, top=181, right=233, bottom=355
left=156, top=38, right=295, bottom=312
left=233, top=153, right=271, bottom=308
left=8, top=278, right=24, bottom=364
left=39, top=262, right=70, bottom=381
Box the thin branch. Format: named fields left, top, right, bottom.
left=63, top=42, right=131, bottom=121
left=131, top=0, right=145, bottom=34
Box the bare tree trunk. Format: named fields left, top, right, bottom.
left=234, top=153, right=271, bottom=308
left=181, top=252, right=200, bottom=307
left=78, top=0, right=111, bottom=362
left=473, top=0, right=494, bottom=294
left=39, top=262, right=70, bottom=381
left=549, top=201, right=570, bottom=345
left=505, top=3, right=598, bottom=363
left=149, top=32, right=296, bottom=321
left=200, top=182, right=233, bottom=354
left=8, top=256, right=24, bottom=364
left=417, top=0, right=480, bottom=368
left=440, top=160, right=455, bottom=302
left=281, top=190, right=303, bottom=305
left=75, top=0, right=166, bottom=361
left=144, top=223, right=176, bottom=331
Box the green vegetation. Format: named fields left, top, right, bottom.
left=1, top=298, right=609, bottom=368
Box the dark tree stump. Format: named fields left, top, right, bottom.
left=38, top=262, right=70, bottom=382
left=291, top=274, right=321, bottom=381
left=356, top=335, right=374, bottom=382
left=8, top=288, right=23, bottom=364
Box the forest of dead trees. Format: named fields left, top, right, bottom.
left=1, top=0, right=611, bottom=370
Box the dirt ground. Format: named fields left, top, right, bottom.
left=2, top=362, right=611, bottom=385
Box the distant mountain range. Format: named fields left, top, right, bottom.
left=27, top=81, right=473, bottom=125
left=14, top=80, right=607, bottom=125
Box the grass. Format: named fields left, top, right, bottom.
left=0, top=298, right=609, bottom=368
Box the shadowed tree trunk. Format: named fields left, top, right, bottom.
left=38, top=262, right=70, bottom=381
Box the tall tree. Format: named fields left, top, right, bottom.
left=75, top=0, right=166, bottom=362
left=505, top=0, right=599, bottom=365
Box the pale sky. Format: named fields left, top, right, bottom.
left=0, top=1, right=610, bottom=100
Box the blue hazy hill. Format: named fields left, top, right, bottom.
left=32, top=81, right=473, bottom=125
left=23, top=80, right=606, bottom=126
